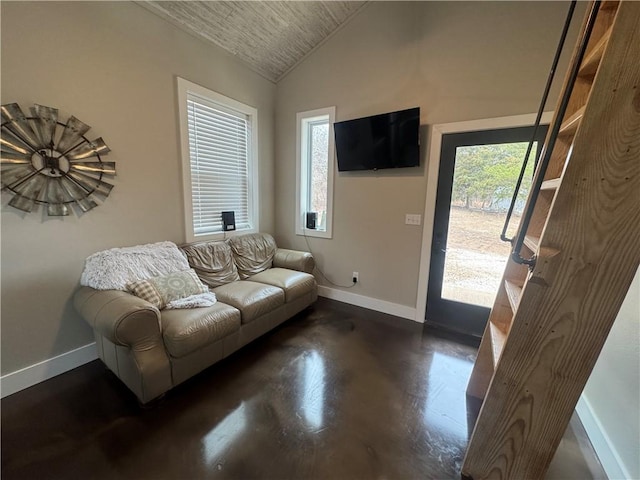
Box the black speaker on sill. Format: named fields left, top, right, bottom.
left=306, top=212, right=317, bottom=230
left=222, top=211, right=236, bottom=231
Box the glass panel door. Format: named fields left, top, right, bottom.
left=426, top=125, right=547, bottom=338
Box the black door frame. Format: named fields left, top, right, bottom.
left=425, top=125, right=548, bottom=338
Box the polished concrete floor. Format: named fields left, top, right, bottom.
left=2, top=298, right=606, bottom=479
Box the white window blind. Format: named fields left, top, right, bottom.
left=186, top=95, right=251, bottom=235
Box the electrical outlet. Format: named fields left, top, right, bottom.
left=352, top=272, right=359, bottom=283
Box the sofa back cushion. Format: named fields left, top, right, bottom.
left=228, top=233, right=277, bottom=279
left=181, top=241, right=240, bottom=288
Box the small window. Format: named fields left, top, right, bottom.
left=177, top=78, right=258, bottom=242
left=296, top=107, right=336, bottom=239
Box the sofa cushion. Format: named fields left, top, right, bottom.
left=213, top=281, right=284, bottom=324
left=181, top=241, right=240, bottom=288
left=161, top=303, right=240, bottom=358
left=249, top=268, right=316, bottom=303
left=228, top=233, right=277, bottom=279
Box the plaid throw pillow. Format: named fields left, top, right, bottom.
left=127, top=269, right=208, bottom=309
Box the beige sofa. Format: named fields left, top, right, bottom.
left=74, top=233, right=317, bottom=404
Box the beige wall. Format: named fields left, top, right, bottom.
left=582, top=268, right=640, bottom=479
left=274, top=1, right=581, bottom=308
left=0, top=1, right=276, bottom=375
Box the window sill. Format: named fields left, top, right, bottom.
left=295, top=228, right=332, bottom=240
left=187, top=227, right=257, bottom=244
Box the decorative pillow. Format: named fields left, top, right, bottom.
left=127, top=269, right=209, bottom=309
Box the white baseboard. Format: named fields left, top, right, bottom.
left=1, top=343, right=98, bottom=399
left=576, top=394, right=629, bottom=480
left=317, top=285, right=420, bottom=322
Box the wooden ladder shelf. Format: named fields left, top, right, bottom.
left=462, top=1, right=640, bottom=478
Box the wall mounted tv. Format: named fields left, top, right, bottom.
left=334, top=107, right=420, bottom=172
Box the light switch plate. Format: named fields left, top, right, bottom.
left=405, top=214, right=421, bottom=226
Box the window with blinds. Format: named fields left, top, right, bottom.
left=178, top=78, right=258, bottom=242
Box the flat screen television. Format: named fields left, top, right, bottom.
left=334, top=107, right=420, bottom=172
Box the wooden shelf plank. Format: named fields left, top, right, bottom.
left=579, top=26, right=613, bottom=79
left=559, top=106, right=585, bottom=137
left=541, top=177, right=561, bottom=191
left=523, top=235, right=540, bottom=253
left=490, top=322, right=507, bottom=368
left=504, top=280, right=522, bottom=313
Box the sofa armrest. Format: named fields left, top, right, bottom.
left=273, top=248, right=315, bottom=274
left=74, top=286, right=172, bottom=403
left=74, top=286, right=162, bottom=349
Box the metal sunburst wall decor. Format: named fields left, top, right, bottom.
left=1, top=103, right=115, bottom=216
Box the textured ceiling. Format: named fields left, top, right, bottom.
left=141, top=1, right=367, bottom=82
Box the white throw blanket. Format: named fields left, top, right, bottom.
left=165, top=292, right=217, bottom=309
left=80, top=241, right=191, bottom=291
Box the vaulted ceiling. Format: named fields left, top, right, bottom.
left=140, top=1, right=367, bottom=82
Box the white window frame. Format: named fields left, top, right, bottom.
left=295, top=106, right=336, bottom=239
left=177, top=77, right=259, bottom=243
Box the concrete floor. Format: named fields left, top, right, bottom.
left=1, top=297, right=606, bottom=479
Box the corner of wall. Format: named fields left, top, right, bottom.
left=576, top=395, right=630, bottom=479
